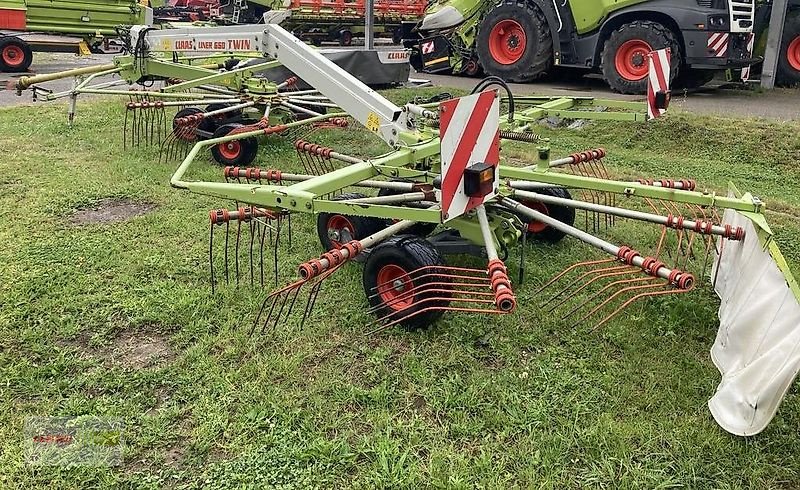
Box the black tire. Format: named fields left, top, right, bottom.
left=514, top=187, right=575, bottom=243
left=363, top=235, right=449, bottom=330
left=392, top=28, right=402, bottom=45
left=600, top=21, right=680, bottom=95
left=316, top=193, right=388, bottom=251
left=461, top=57, right=483, bottom=77
left=339, top=30, right=353, bottom=46
left=172, top=107, right=216, bottom=141
left=210, top=123, right=258, bottom=166
left=777, top=13, right=800, bottom=86
left=475, top=0, right=553, bottom=82
left=377, top=186, right=438, bottom=237
left=674, top=68, right=716, bottom=89
left=0, top=37, right=32, bottom=73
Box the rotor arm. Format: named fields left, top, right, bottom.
left=130, top=23, right=410, bottom=146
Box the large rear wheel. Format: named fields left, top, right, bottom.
left=777, top=13, right=800, bottom=86
left=601, top=21, right=680, bottom=94
left=475, top=0, right=553, bottom=82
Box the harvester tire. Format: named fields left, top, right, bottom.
left=777, top=12, right=800, bottom=86
left=601, top=21, right=680, bottom=95
left=514, top=187, right=575, bottom=243
left=363, top=235, right=449, bottom=330
left=475, top=0, right=553, bottom=82
left=339, top=30, right=353, bottom=46
left=0, top=37, right=32, bottom=73
left=377, top=186, right=438, bottom=237
left=317, top=193, right=387, bottom=252
left=210, top=123, right=258, bottom=166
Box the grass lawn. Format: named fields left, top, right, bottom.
left=2, top=88, right=800, bottom=488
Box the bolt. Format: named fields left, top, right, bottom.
left=305, top=202, right=312, bottom=209
left=392, top=279, right=405, bottom=291
left=290, top=200, right=297, bottom=207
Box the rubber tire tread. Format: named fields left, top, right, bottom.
left=363, top=235, right=449, bottom=330
left=316, top=192, right=388, bottom=251
left=210, top=123, right=259, bottom=166
left=777, top=12, right=800, bottom=86
left=475, top=0, right=553, bottom=82
left=516, top=187, right=576, bottom=243
left=600, top=20, right=680, bottom=95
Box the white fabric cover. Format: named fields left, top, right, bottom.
left=709, top=209, right=800, bottom=436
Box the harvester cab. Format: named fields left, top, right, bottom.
left=15, top=19, right=800, bottom=437
left=409, top=0, right=760, bottom=93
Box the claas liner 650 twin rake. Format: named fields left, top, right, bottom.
left=17, top=22, right=800, bottom=437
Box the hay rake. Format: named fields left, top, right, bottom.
left=21, top=21, right=800, bottom=437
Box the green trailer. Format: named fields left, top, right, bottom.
left=0, top=0, right=151, bottom=71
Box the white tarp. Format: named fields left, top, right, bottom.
left=709, top=209, right=800, bottom=436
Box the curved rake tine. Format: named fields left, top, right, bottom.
left=366, top=297, right=502, bottom=336
left=535, top=258, right=617, bottom=295
left=561, top=276, right=657, bottom=320
left=366, top=281, right=492, bottom=314
left=249, top=278, right=307, bottom=337
left=572, top=281, right=674, bottom=329
left=540, top=264, right=631, bottom=309
left=591, top=284, right=694, bottom=332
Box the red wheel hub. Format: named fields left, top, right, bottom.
left=376, top=264, right=413, bottom=311
left=788, top=35, right=800, bottom=72
left=488, top=19, right=527, bottom=65
left=218, top=141, right=241, bottom=160
left=614, top=39, right=653, bottom=81
left=2, top=45, right=24, bottom=67
left=521, top=200, right=549, bottom=233
left=326, top=215, right=355, bottom=248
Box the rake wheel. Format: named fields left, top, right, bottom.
left=210, top=123, right=259, bottom=166
left=514, top=187, right=575, bottom=243
left=316, top=193, right=386, bottom=251
left=363, top=235, right=450, bottom=330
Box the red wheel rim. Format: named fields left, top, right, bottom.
left=614, top=39, right=653, bottom=81
left=376, top=264, right=413, bottom=311
left=326, top=215, right=355, bottom=248
left=2, top=45, right=24, bottom=67
left=218, top=141, right=241, bottom=160
left=488, top=19, right=527, bottom=65
left=521, top=200, right=549, bottom=233
left=788, top=35, right=800, bottom=72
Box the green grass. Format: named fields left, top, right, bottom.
left=2, top=90, right=800, bottom=488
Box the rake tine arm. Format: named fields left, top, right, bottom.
left=498, top=196, right=695, bottom=287
left=509, top=189, right=745, bottom=241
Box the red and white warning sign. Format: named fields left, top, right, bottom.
left=421, top=40, right=435, bottom=54
left=708, top=32, right=730, bottom=58
left=438, top=90, right=500, bottom=223
left=647, top=48, right=671, bottom=120
left=741, top=32, right=756, bottom=82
